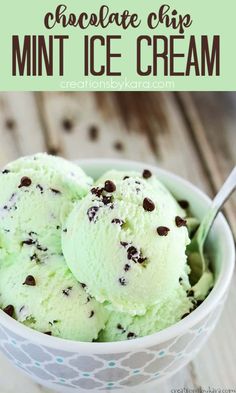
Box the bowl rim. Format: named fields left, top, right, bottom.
left=0, top=158, right=235, bottom=354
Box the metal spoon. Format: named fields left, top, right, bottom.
left=187, top=166, right=236, bottom=298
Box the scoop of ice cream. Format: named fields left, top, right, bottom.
left=0, top=254, right=108, bottom=341
left=62, top=169, right=190, bottom=315
left=0, top=153, right=92, bottom=259
left=99, top=279, right=194, bottom=342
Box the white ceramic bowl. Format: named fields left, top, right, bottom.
left=0, top=159, right=234, bottom=393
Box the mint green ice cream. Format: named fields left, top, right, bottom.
left=62, top=170, right=191, bottom=316
left=0, top=156, right=213, bottom=342
left=0, top=153, right=92, bottom=260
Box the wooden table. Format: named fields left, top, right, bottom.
left=0, top=92, right=235, bottom=392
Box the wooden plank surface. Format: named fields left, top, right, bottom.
left=0, top=92, right=235, bottom=392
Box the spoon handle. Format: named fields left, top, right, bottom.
left=197, top=166, right=236, bottom=247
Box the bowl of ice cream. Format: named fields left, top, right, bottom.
left=0, top=156, right=234, bottom=393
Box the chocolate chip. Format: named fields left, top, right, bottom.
left=62, top=118, right=73, bottom=132
left=81, top=283, right=87, bottom=289
left=3, top=305, right=14, bottom=317
left=102, top=195, right=113, bottom=205
left=175, top=216, right=187, bottom=227
left=86, top=296, right=91, bottom=303
left=123, top=244, right=147, bottom=265
left=50, top=188, right=61, bottom=195
left=178, top=200, right=189, bottom=209
left=114, top=141, right=124, bottom=151
left=37, top=184, right=43, bottom=194
left=19, top=177, right=32, bottom=188
left=89, top=311, right=94, bottom=318
left=179, top=277, right=183, bottom=283
left=143, top=197, right=155, bottom=212
left=120, top=241, right=128, bottom=248
left=87, top=206, right=99, bottom=222
left=187, top=290, right=194, bottom=297
left=2, top=169, right=10, bottom=174
left=117, top=323, right=124, bottom=330
left=111, top=218, right=125, bottom=227
left=181, top=313, right=190, bottom=320
left=62, top=287, right=72, bottom=296
left=127, top=332, right=137, bottom=339
left=157, top=226, right=170, bottom=236
left=127, top=246, right=138, bottom=260
left=56, top=225, right=60, bottom=230
left=123, top=176, right=129, bottom=180
left=91, top=187, right=103, bottom=198
left=119, top=277, right=127, bottom=286
left=124, top=263, right=130, bottom=272
left=22, top=239, right=35, bottom=246
left=44, top=331, right=52, bottom=336
left=63, top=228, right=67, bottom=233
left=104, top=180, right=116, bottom=193
left=23, top=275, right=36, bottom=286
left=89, top=125, right=99, bottom=141
left=143, top=169, right=152, bottom=179
left=36, top=244, right=48, bottom=252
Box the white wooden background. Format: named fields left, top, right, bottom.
left=0, top=92, right=235, bottom=392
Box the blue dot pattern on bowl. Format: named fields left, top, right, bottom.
left=0, top=300, right=225, bottom=391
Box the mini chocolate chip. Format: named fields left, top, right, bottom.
left=63, top=228, right=67, bottom=233
left=56, top=225, right=60, bottom=230
left=127, top=246, right=138, bottom=260
left=178, top=200, right=189, bottom=209
left=23, top=275, right=36, bottom=286
left=87, top=206, right=99, bottom=222
left=179, top=277, right=183, bottom=283
left=102, top=195, right=113, bottom=205
left=22, top=239, right=35, bottom=246
left=50, top=188, right=61, bottom=195
left=89, top=311, right=94, bottom=318
left=86, top=296, right=91, bottom=303
left=91, top=187, right=103, bottom=197
left=36, top=244, right=48, bottom=252
left=89, top=125, right=99, bottom=141
left=157, top=226, right=170, bottom=236
left=120, top=241, right=128, bottom=248
left=117, top=323, right=124, bottom=330
left=2, top=169, right=10, bottom=174
left=127, top=332, right=137, bottom=339
left=3, top=305, right=14, bottom=317
left=62, top=287, right=72, bottom=296
left=81, top=283, right=87, bottom=289
left=187, top=290, right=194, bottom=297
left=36, top=184, right=44, bottom=193
left=181, top=313, right=190, bottom=320
left=19, top=177, right=32, bottom=188
left=119, top=277, right=127, bottom=286
left=3, top=205, right=8, bottom=210
left=143, top=169, right=152, bottom=179
left=29, top=231, right=37, bottom=237
left=104, top=180, right=116, bottom=193
left=114, top=141, right=124, bottom=151
left=44, top=331, right=52, bottom=336
left=175, top=216, right=187, bottom=228
left=111, top=218, right=125, bottom=227
left=123, top=176, right=130, bottom=180
left=19, top=306, right=25, bottom=313
left=124, top=264, right=131, bottom=272
left=143, top=197, right=155, bottom=212
left=62, top=118, right=73, bottom=132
